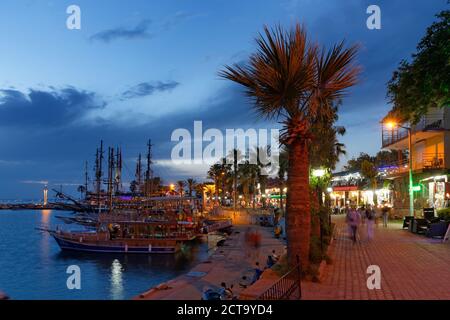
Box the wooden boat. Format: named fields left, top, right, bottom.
left=46, top=220, right=197, bottom=254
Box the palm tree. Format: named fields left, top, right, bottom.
left=220, top=24, right=359, bottom=268
left=186, top=178, right=197, bottom=197
left=250, top=146, right=272, bottom=207
left=207, top=163, right=224, bottom=204
left=176, top=180, right=186, bottom=197
left=277, top=148, right=289, bottom=211
left=226, top=149, right=244, bottom=212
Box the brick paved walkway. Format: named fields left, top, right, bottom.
left=303, top=216, right=450, bottom=300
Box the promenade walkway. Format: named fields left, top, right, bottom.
left=136, top=217, right=285, bottom=300
left=303, top=215, right=450, bottom=300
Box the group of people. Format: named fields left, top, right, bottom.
left=203, top=249, right=280, bottom=300
left=344, top=202, right=391, bottom=243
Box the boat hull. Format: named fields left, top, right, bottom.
left=53, top=235, right=179, bottom=254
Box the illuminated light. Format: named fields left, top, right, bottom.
left=169, top=184, right=175, bottom=190
left=410, top=185, right=421, bottom=192
left=312, top=169, right=326, bottom=177
left=327, top=187, right=333, bottom=193
left=385, top=121, right=397, bottom=129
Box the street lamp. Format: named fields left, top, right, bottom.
left=312, top=168, right=326, bottom=177
left=384, top=120, right=414, bottom=217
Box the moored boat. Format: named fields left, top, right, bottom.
left=45, top=220, right=197, bottom=254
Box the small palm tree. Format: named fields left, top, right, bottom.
left=220, top=24, right=360, bottom=268
left=186, top=178, right=197, bottom=197
left=176, top=180, right=186, bottom=197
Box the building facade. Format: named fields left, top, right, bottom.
left=381, top=107, right=450, bottom=216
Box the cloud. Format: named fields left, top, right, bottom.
left=0, top=159, right=33, bottom=166
left=121, top=81, right=180, bottom=100
left=162, top=11, right=198, bottom=31
left=0, top=87, right=105, bottom=127
left=20, top=180, right=49, bottom=185
left=90, top=19, right=152, bottom=43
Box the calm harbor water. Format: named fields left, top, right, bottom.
left=0, top=210, right=214, bottom=300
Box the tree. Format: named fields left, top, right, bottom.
left=186, top=178, right=197, bottom=197
left=176, top=180, right=186, bottom=197
left=344, top=152, right=374, bottom=172
left=220, top=24, right=360, bottom=268
left=277, top=148, right=289, bottom=211
left=250, top=146, right=272, bottom=205
left=207, top=163, right=225, bottom=204
left=237, top=160, right=259, bottom=207
left=387, top=9, right=449, bottom=123
left=361, top=160, right=378, bottom=204
left=309, top=102, right=347, bottom=171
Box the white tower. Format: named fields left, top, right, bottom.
left=43, top=185, right=48, bottom=206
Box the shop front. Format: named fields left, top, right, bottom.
left=420, top=175, right=450, bottom=209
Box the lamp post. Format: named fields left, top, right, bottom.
left=385, top=121, right=414, bottom=217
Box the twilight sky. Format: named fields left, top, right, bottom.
left=0, top=0, right=447, bottom=199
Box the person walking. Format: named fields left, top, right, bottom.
left=359, top=205, right=366, bottom=225
left=346, top=204, right=361, bottom=243
left=381, top=202, right=390, bottom=228
left=366, top=205, right=376, bottom=241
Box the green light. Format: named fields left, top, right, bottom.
left=410, top=185, right=421, bottom=192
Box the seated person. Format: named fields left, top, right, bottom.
left=266, top=255, right=276, bottom=268
left=251, top=262, right=263, bottom=284
left=271, top=250, right=279, bottom=262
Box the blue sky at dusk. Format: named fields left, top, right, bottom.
left=0, top=0, right=447, bottom=199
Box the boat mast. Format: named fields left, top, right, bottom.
left=96, top=140, right=104, bottom=212
left=107, top=147, right=115, bottom=211
left=136, top=153, right=142, bottom=195
left=145, top=139, right=153, bottom=197
left=115, top=147, right=122, bottom=194
left=84, top=160, right=89, bottom=199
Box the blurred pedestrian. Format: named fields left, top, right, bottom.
left=381, top=202, right=390, bottom=228
left=366, top=205, right=376, bottom=241
left=346, top=204, right=361, bottom=243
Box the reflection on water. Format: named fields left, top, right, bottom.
left=110, top=259, right=124, bottom=300
left=0, top=210, right=216, bottom=300
left=39, top=210, right=52, bottom=259
left=40, top=210, right=51, bottom=224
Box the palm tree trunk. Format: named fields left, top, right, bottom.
left=279, top=182, right=284, bottom=211
left=286, top=139, right=311, bottom=270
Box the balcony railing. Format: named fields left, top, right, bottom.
left=421, top=153, right=445, bottom=169
left=378, top=153, right=445, bottom=176
left=382, top=115, right=446, bottom=148
left=413, top=116, right=445, bottom=132
left=382, top=127, right=409, bottom=148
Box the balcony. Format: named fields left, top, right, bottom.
left=382, top=115, right=446, bottom=149
left=382, top=126, right=409, bottom=148
left=420, top=153, right=445, bottom=170
left=379, top=153, right=445, bottom=178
